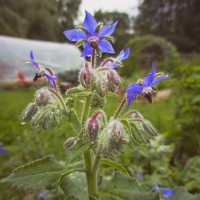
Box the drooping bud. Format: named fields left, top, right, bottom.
left=96, top=78, right=108, bottom=97
left=84, top=118, right=99, bottom=143
left=107, top=69, right=122, bottom=92
left=108, top=120, right=124, bottom=142
left=63, top=137, right=78, bottom=149
left=79, top=62, right=94, bottom=89
left=35, top=88, right=52, bottom=106
left=84, top=110, right=106, bottom=143
left=20, top=102, right=38, bottom=124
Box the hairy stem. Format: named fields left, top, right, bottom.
left=82, top=50, right=100, bottom=199
left=91, top=154, right=102, bottom=193
left=91, top=49, right=96, bottom=68
left=113, top=95, right=127, bottom=119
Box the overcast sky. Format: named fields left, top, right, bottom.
left=79, top=0, right=140, bottom=21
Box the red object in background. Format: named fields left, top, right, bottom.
left=16, top=70, right=32, bottom=83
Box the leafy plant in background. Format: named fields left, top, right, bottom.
left=167, top=64, right=200, bottom=162
left=1, top=10, right=199, bottom=200
left=57, top=69, right=80, bottom=85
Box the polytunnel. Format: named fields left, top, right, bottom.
left=0, top=36, right=85, bottom=80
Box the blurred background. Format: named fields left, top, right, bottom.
left=1, top=0, right=200, bottom=199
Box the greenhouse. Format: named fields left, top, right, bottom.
left=0, top=36, right=85, bottom=80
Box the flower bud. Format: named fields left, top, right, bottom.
left=79, top=62, right=94, bottom=89
left=96, top=78, right=108, bottom=97
left=84, top=118, right=99, bottom=142
left=20, top=102, right=38, bottom=124
left=107, top=69, right=122, bottom=92
left=108, top=120, right=124, bottom=142
left=31, top=106, right=62, bottom=129
left=35, top=88, right=52, bottom=106
left=97, top=128, right=110, bottom=156
left=64, top=137, right=78, bottom=149
left=90, top=94, right=106, bottom=108
left=41, top=109, right=62, bottom=130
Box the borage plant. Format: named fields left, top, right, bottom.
left=1, top=11, right=172, bottom=200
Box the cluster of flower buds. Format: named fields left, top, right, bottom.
left=78, top=61, right=122, bottom=99
left=20, top=87, right=63, bottom=130
left=121, top=110, right=158, bottom=145
left=94, top=67, right=122, bottom=97
left=84, top=110, right=106, bottom=143
left=97, top=119, right=129, bottom=156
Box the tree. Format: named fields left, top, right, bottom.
left=134, top=0, right=200, bottom=53
left=0, top=0, right=81, bottom=42
left=56, top=0, right=82, bottom=41
left=94, top=10, right=133, bottom=56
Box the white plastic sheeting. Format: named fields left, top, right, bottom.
left=0, top=36, right=85, bottom=80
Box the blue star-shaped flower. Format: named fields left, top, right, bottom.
left=26, top=51, right=57, bottom=87
left=110, top=48, right=130, bottom=69
left=63, top=10, right=118, bottom=57
left=125, top=63, right=168, bottom=109
left=152, top=184, right=174, bottom=198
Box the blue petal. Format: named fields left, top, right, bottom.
left=49, top=80, right=54, bottom=88
left=151, top=74, right=169, bottom=86
left=44, top=72, right=57, bottom=81
left=152, top=185, right=160, bottom=191
left=30, top=50, right=34, bottom=60
left=29, top=60, right=40, bottom=70
left=161, top=188, right=174, bottom=198
left=116, top=49, right=125, bottom=61
left=63, top=29, right=87, bottom=41
left=98, top=39, right=115, bottom=53
left=126, top=83, right=143, bottom=94
left=82, top=10, right=97, bottom=35
left=143, top=64, right=156, bottom=86
left=81, top=43, right=93, bottom=57
left=127, top=91, right=140, bottom=109
left=0, top=146, right=6, bottom=155
left=123, top=48, right=130, bottom=59
left=98, top=21, right=118, bottom=38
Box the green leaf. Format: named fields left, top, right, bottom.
left=66, top=86, right=92, bottom=98
left=99, top=172, right=161, bottom=200
left=0, top=156, right=65, bottom=190
left=68, top=109, right=81, bottom=134
left=101, top=159, right=128, bottom=175
left=57, top=161, right=85, bottom=187
left=171, top=187, right=200, bottom=200
left=76, top=39, right=86, bottom=47
left=60, top=171, right=88, bottom=200
left=65, top=140, right=91, bottom=165
left=180, top=156, right=200, bottom=185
